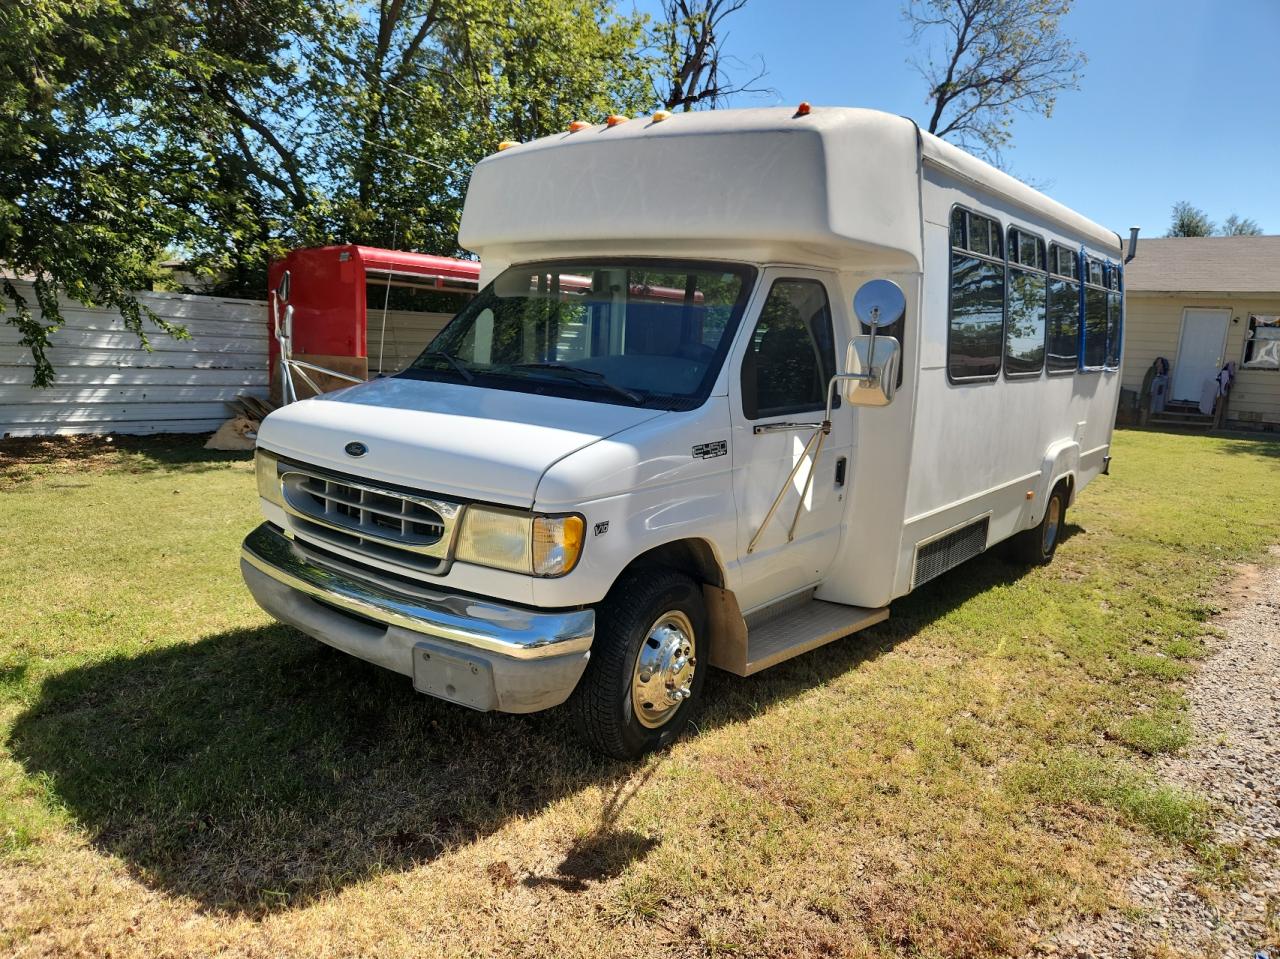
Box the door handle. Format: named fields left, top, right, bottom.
left=835, top=456, right=848, bottom=487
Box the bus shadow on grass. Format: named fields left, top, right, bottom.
left=8, top=531, right=1073, bottom=916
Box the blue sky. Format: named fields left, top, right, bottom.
left=632, top=0, right=1278, bottom=238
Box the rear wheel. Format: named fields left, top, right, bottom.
left=570, top=569, right=706, bottom=760
left=1010, top=482, right=1067, bottom=565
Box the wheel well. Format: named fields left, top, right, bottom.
left=1056, top=473, right=1075, bottom=506
left=621, top=538, right=725, bottom=589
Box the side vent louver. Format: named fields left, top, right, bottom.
left=913, top=517, right=990, bottom=588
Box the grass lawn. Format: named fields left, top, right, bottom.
left=1, top=429, right=1277, bottom=958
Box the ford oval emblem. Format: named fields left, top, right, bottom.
left=344, top=441, right=368, bottom=457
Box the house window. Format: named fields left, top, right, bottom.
left=741, top=278, right=837, bottom=418
left=948, top=207, right=1005, bottom=381
left=1046, top=242, right=1079, bottom=374
left=1243, top=314, right=1280, bottom=369
left=1081, top=256, right=1108, bottom=370
left=1005, top=227, right=1046, bottom=377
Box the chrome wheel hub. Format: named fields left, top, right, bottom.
left=631, top=610, right=697, bottom=729
left=1042, top=497, right=1061, bottom=554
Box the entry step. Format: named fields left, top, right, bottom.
left=732, top=597, right=888, bottom=676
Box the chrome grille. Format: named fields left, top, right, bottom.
left=279, top=464, right=462, bottom=575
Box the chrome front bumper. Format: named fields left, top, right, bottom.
left=240, top=523, right=594, bottom=712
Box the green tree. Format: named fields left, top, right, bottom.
left=1220, top=213, right=1262, bottom=236
left=1, top=0, right=664, bottom=385
left=0, top=0, right=328, bottom=385
left=1166, top=201, right=1215, bottom=237
left=905, top=0, right=1086, bottom=161
left=320, top=0, right=652, bottom=254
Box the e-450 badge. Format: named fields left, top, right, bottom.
left=692, top=440, right=728, bottom=459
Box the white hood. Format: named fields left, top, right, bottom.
left=257, top=377, right=666, bottom=506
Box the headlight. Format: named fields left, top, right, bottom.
left=456, top=507, right=584, bottom=577
left=255, top=449, right=283, bottom=506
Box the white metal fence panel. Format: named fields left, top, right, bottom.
left=0, top=281, right=268, bottom=436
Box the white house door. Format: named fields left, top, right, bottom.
left=728, top=269, right=853, bottom=612
left=1171, top=308, right=1230, bottom=403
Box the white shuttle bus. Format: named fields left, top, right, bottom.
left=242, top=107, right=1125, bottom=758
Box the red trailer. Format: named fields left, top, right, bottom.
left=266, top=244, right=479, bottom=401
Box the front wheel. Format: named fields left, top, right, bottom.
left=1009, top=482, right=1067, bottom=565
left=570, top=569, right=707, bottom=760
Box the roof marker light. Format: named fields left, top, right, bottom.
left=497, top=140, right=517, bottom=151
left=605, top=114, right=629, bottom=127
left=795, top=101, right=811, bottom=117
left=651, top=110, right=671, bottom=122
left=568, top=120, right=590, bottom=133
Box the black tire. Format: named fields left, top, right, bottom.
left=570, top=569, right=707, bottom=760
left=1009, top=482, right=1068, bottom=565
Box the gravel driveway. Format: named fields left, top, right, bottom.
left=1038, top=548, right=1280, bottom=959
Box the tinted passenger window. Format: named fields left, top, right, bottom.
left=1082, top=257, right=1108, bottom=369
left=949, top=208, right=1005, bottom=381
left=741, top=279, right=836, bottom=419
left=1046, top=243, right=1080, bottom=373
left=1106, top=265, right=1122, bottom=369
left=1005, top=228, right=1046, bottom=377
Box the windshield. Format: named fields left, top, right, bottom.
left=400, top=259, right=756, bottom=410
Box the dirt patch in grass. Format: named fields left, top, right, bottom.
left=0, top=432, right=249, bottom=487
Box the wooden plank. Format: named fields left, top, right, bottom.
left=0, top=349, right=265, bottom=370
left=0, top=400, right=242, bottom=425
left=30, top=312, right=270, bottom=339
left=0, top=384, right=267, bottom=404
left=0, top=329, right=265, bottom=353
left=0, top=367, right=267, bottom=387
left=2, top=418, right=231, bottom=437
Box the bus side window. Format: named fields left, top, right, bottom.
left=1005, top=227, right=1047, bottom=378
left=1046, top=243, right=1079, bottom=374
left=948, top=207, right=1005, bottom=381
left=1105, top=264, right=1122, bottom=369
left=1081, top=256, right=1108, bottom=370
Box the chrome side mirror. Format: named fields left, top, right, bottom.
left=844, top=335, right=900, bottom=406
left=853, top=278, right=905, bottom=331
left=276, top=269, right=291, bottom=304
left=842, top=278, right=905, bottom=407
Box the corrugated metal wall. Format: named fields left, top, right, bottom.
left=367, top=309, right=453, bottom=375
left=0, top=281, right=268, bottom=436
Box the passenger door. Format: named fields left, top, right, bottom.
left=730, top=270, right=853, bottom=611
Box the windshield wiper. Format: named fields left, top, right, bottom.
left=501, top=362, right=645, bottom=404
left=417, top=350, right=474, bottom=382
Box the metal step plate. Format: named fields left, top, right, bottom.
left=740, top=599, right=888, bottom=676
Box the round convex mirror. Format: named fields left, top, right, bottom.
left=852, top=278, right=905, bottom=329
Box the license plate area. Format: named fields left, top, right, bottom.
left=411, top=640, right=498, bottom=711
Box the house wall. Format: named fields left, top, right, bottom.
left=1122, top=291, right=1280, bottom=426
left=1, top=281, right=268, bottom=436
